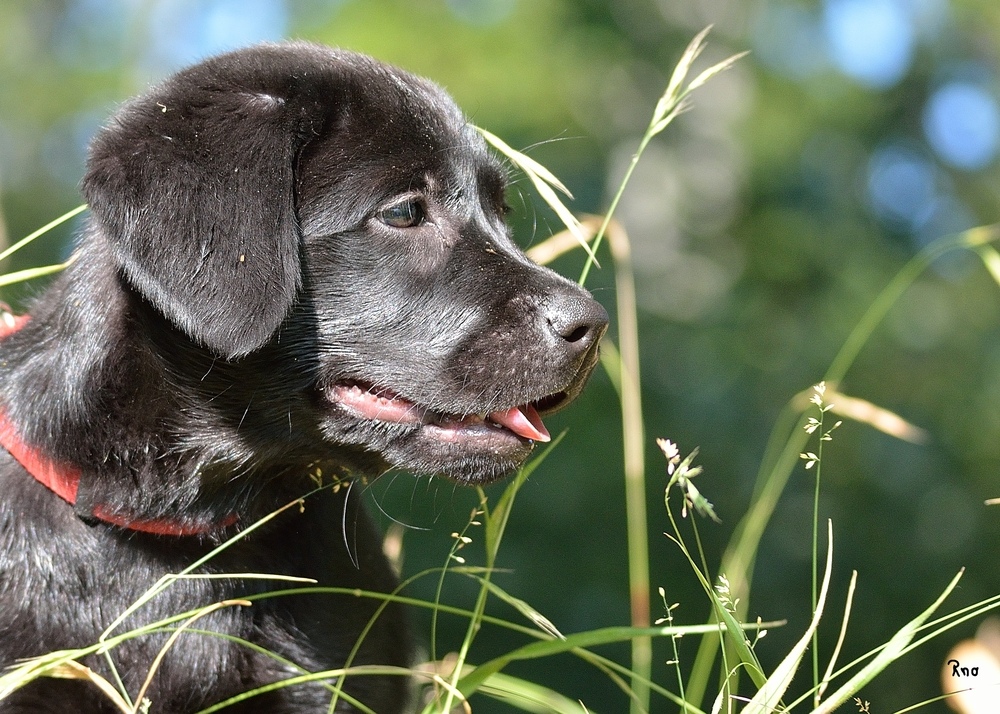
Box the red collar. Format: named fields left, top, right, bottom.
left=0, top=312, right=236, bottom=537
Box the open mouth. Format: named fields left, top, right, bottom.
left=326, top=381, right=569, bottom=444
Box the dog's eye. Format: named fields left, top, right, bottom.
left=379, top=200, right=426, bottom=228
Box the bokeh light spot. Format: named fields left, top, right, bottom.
left=144, top=0, right=288, bottom=72
left=751, top=3, right=828, bottom=79
left=823, top=0, right=914, bottom=88
left=866, top=143, right=938, bottom=230
left=52, top=0, right=131, bottom=70
left=923, top=81, right=1000, bottom=170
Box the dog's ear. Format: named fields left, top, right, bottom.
left=82, top=62, right=322, bottom=359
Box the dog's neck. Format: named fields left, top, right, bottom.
left=0, top=246, right=272, bottom=534
left=0, top=311, right=242, bottom=536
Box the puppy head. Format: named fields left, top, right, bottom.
left=83, top=43, right=607, bottom=484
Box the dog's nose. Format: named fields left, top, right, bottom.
left=541, top=291, right=609, bottom=354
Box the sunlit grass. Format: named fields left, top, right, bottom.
left=0, top=202, right=84, bottom=288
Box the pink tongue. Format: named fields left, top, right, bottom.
left=489, top=404, right=551, bottom=442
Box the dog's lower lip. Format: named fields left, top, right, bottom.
left=325, top=381, right=565, bottom=442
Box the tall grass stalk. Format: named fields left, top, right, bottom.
left=431, top=435, right=562, bottom=713
left=604, top=217, right=651, bottom=712
left=577, top=27, right=746, bottom=286
left=500, top=28, right=745, bottom=712
left=527, top=214, right=655, bottom=710
left=798, top=383, right=841, bottom=706
left=499, top=188, right=654, bottom=709
left=586, top=33, right=743, bottom=713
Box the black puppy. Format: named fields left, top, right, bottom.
left=0, top=43, right=607, bottom=713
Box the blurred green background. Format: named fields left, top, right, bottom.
left=3, top=0, right=1000, bottom=711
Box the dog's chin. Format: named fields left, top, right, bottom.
left=316, top=380, right=573, bottom=485
left=385, top=433, right=533, bottom=485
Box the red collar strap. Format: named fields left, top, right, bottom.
left=0, top=312, right=237, bottom=537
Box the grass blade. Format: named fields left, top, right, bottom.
left=744, top=520, right=834, bottom=712
left=477, top=578, right=565, bottom=640
left=659, top=26, right=712, bottom=120
left=132, top=600, right=250, bottom=712
left=0, top=259, right=75, bottom=287
left=818, top=569, right=858, bottom=700
left=45, top=661, right=132, bottom=713
left=579, top=27, right=745, bottom=284
left=477, top=127, right=574, bottom=197
left=813, top=569, right=964, bottom=713
left=483, top=433, right=564, bottom=558
left=686, top=50, right=750, bottom=93
left=457, top=622, right=773, bottom=696
left=0, top=204, right=86, bottom=263
left=686, top=223, right=1000, bottom=708
left=476, top=671, right=592, bottom=713
left=476, top=127, right=598, bottom=265
left=975, top=244, right=1000, bottom=287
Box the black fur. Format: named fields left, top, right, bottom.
left=0, top=43, right=607, bottom=713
